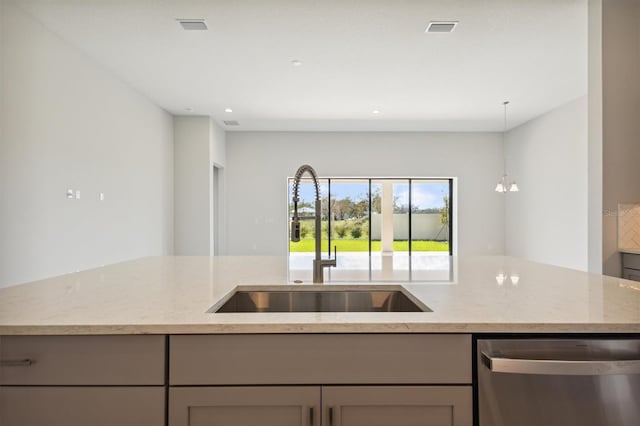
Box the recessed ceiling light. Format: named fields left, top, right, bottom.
left=223, top=120, right=240, bottom=126
left=185, top=107, right=194, bottom=112
left=177, top=19, right=208, bottom=31
left=425, top=21, right=458, bottom=33
left=291, top=60, right=302, bottom=67
left=372, top=110, right=381, bottom=115
left=224, top=108, right=233, bottom=113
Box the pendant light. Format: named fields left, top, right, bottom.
left=495, top=101, right=519, bottom=193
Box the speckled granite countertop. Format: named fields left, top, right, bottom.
left=1, top=256, right=639, bottom=335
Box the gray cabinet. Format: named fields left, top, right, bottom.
left=0, top=387, right=165, bottom=426
left=322, top=386, right=472, bottom=426
left=0, top=335, right=165, bottom=385
left=170, top=386, right=320, bottom=426
left=1, top=333, right=472, bottom=425
left=169, top=386, right=472, bottom=426
left=170, top=334, right=471, bottom=385
left=622, top=254, right=640, bottom=281
left=0, top=335, right=166, bottom=425
left=169, top=334, right=472, bottom=426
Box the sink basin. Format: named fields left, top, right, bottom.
left=210, top=286, right=431, bottom=313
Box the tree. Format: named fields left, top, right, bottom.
left=335, top=223, right=348, bottom=238
left=353, top=199, right=368, bottom=218
left=440, top=196, right=450, bottom=226
left=351, top=227, right=362, bottom=239
left=333, top=197, right=353, bottom=220
left=370, top=188, right=382, bottom=214
left=320, top=196, right=329, bottom=220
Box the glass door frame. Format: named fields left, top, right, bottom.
left=321, top=177, right=454, bottom=257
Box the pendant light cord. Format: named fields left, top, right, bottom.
left=503, top=101, right=509, bottom=178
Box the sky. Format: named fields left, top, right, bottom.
left=291, top=179, right=449, bottom=209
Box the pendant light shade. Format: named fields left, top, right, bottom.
left=495, top=101, right=520, bottom=193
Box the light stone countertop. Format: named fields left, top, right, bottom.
left=1, top=255, right=639, bottom=335
left=620, top=249, right=640, bottom=255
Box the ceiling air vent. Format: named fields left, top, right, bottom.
left=177, top=19, right=208, bottom=30
left=425, top=21, right=458, bottom=33
left=223, top=120, right=240, bottom=126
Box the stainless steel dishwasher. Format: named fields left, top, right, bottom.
left=478, top=339, right=640, bottom=426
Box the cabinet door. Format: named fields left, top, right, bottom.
left=170, top=386, right=320, bottom=426
left=322, top=386, right=472, bottom=426
left=0, top=386, right=165, bottom=426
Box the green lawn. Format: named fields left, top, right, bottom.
left=289, top=239, right=449, bottom=253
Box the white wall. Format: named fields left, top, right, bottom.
left=225, top=132, right=505, bottom=256
left=601, top=0, right=640, bottom=276
left=0, top=2, right=174, bottom=288
left=505, top=97, right=589, bottom=271
left=174, top=116, right=226, bottom=255
left=588, top=0, right=603, bottom=274
left=210, top=120, right=227, bottom=255
left=0, top=2, right=4, bottom=194
left=174, top=117, right=211, bottom=256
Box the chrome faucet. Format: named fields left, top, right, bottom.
left=290, top=164, right=337, bottom=283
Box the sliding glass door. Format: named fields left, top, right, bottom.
left=288, top=177, right=452, bottom=256
left=288, top=177, right=454, bottom=283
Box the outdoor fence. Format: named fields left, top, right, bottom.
left=370, top=213, right=448, bottom=241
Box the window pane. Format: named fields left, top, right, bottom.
left=410, top=180, right=450, bottom=253
left=370, top=182, right=382, bottom=253
left=329, top=179, right=370, bottom=254
left=324, top=179, right=370, bottom=281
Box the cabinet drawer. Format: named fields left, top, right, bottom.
left=0, top=387, right=164, bottom=426
left=623, top=253, right=640, bottom=270
left=170, top=334, right=471, bottom=385
left=0, top=335, right=165, bottom=385
left=623, top=268, right=640, bottom=282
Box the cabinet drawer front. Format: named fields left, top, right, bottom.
left=623, top=253, right=640, bottom=270
left=623, top=268, right=640, bottom=281
left=170, top=334, right=471, bottom=385
left=0, top=386, right=165, bottom=426
left=0, top=335, right=165, bottom=385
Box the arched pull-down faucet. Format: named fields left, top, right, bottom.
left=291, top=164, right=337, bottom=283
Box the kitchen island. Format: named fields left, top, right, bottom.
left=1, top=256, right=639, bottom=426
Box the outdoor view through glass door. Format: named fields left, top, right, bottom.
left=288, top=177, right=454, bottom=283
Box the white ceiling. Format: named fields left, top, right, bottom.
left=16, top=0, right=588, bottom=132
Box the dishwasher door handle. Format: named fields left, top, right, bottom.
left=481, top=352, right=640, bottom=376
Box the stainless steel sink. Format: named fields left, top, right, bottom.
left=210, top=286, right=431, bottom=313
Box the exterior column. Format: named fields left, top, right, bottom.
left=381, top=182, right=394, bottom=254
